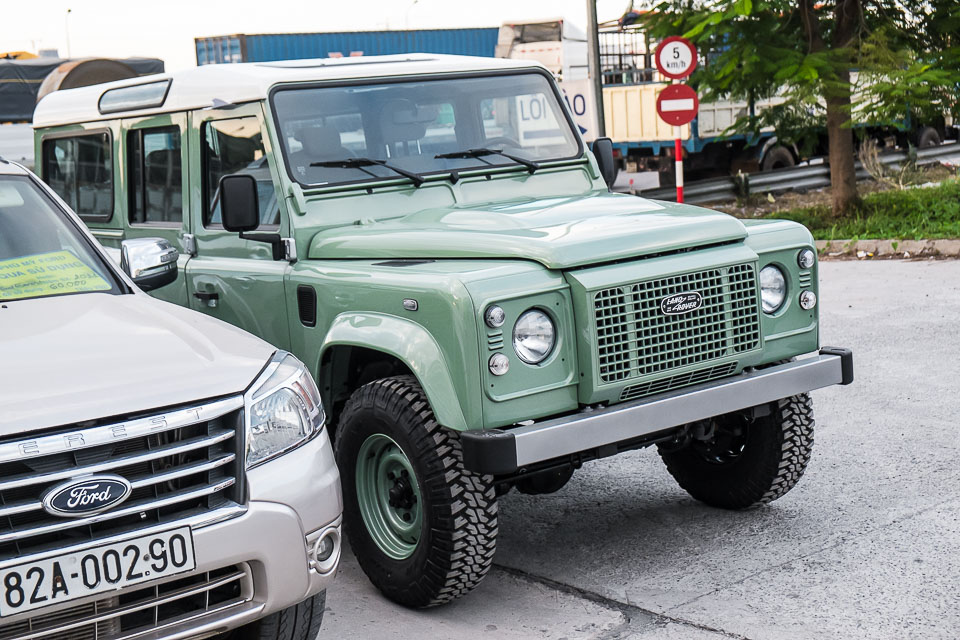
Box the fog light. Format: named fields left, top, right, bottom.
left=799, top=290, right=817, bottom=310
left=310, top=527, right=341, bottom=574
left=798, top=248, right=816, bottom=269
left=489, top=353, right=510, bottom=376
left=315, top=534, right=335, bottom=562
left=485, top=305, right=506, bottom=328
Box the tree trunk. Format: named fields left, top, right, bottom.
left=801, top=0, right=863, bottom=215
left=825, top=68, right=860, bottom=215
left=825, top=0, right=863, bottom=215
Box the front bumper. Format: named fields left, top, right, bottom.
left=0, top=431, right=342, bottom=640
left=462, top=347, right=853, bottom=475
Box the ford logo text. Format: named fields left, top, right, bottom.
left=660, top=291, right=703, bottom=315
left=42, top=475, right=133, bottom=518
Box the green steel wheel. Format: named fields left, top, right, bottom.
left=355, top=434, right=423, bottom=560
left=335, top=375, right=498, bottom=608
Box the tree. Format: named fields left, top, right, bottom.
left=637, top=0, right=960, bottom=215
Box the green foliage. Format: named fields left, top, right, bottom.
left=765, top=180, right=960, bottom=239
left=637, top=0, right=960, bottom=147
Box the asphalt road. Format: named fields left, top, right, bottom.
left=322, top=259, right=960, bottom=640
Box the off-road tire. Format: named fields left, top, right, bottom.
left=335, top=375, right=498, bottom=608
left=658, top=393, right=814, bottom=510
left=227, top=592, right=325, bottom=640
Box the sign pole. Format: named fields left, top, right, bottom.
left=674, top=125, right=684, bottom=204
left=654, top=36, right=698, bottom=205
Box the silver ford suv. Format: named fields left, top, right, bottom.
left=0, top=161, right=341, bottom=640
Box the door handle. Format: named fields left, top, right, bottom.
left=193, top=291, right=219, bottom=307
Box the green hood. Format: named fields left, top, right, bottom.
left=306, top=192, right=747, bottom=270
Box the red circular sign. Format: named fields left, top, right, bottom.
left=656, top=83, right=699, bottom=126
left=655, top=36, right=698, bottom=80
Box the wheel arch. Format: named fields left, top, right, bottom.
left=317, top=312, right=469, bottom=435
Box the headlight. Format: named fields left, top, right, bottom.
left=513, top=309, right=556, bottom=364
left=759, top=265, right=787, bottom=314
left=244, top=351, right=325, bottom=468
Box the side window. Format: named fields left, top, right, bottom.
left=203, top=117, right=277, bottom=228
left=41, top=133, right=112, bottom=221
left=127, top=127, right=182, bottom=225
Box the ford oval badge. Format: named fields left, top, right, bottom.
left=42, top=475, right=133, bottom=518
left=660, top=291, right=703, bottom=315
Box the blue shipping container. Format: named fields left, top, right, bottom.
left=195, top=28, right=499, bottom=66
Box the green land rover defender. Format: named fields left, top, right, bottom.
left=33, top=54, right=853, bottom=608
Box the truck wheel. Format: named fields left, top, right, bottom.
left=761, top=145, right=796, bottom=171
left=335, top=375, right=498, bottom=608
left=916, top=126, right=942, bottom=148
left=658, top=394, right=814, bottom=510
left=226, top=592, right=325, bottom=640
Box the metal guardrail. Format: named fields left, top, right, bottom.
left=627, top=142, right=960, bottom=204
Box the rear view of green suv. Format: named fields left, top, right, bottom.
left=33, top=53, right=853, bottom=608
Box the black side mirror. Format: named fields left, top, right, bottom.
left=219, top=174, right=259, bottom=232
left=591, top=137, right=617, bottom=190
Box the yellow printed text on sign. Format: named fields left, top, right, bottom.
left=0, top=251, right=111, bottom=301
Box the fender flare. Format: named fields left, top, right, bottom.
left=319, top=312, right=469, bottom=431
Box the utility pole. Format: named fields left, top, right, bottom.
left=65, top=9, right=72, bottom=58
left=586, top=0, right=605, bottom=137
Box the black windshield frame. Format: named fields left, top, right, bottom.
left=268, top=68, right=584, bottom=190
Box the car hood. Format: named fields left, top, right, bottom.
left=0, top=293, right=274, bottom=435
left=307, top=192, right=747, bottom=269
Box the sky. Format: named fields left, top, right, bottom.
left=1, top=0, right=632, bottom=72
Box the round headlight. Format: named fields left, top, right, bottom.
left=798, top=248, right=816, bottom=269
left=759, top=265, right=787, bottom=314
left=513, top=309, right=556, bottom=364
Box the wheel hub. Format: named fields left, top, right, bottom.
left=355, top=434, right=423, bottom=560
left=388, top=473, right=417, bottom=511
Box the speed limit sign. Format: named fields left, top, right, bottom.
left=655, top=36, right=698, bottom=80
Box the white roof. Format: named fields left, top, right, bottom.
left=33, top=54, right=543, bottom=128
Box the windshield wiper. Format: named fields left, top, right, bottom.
left=310, top=157, right=425, bottom=187
left=435, top=148, right=540, bottom=173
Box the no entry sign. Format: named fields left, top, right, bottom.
left=655, top=36, right=698, bottom=80
left=656, top=83, right=699, bottom=126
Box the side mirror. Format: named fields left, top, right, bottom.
left=121, top=238, right=178, bottom=291
left=591, top=137, right=617, bottom=190
left=219, top=174, right=259, bottom=232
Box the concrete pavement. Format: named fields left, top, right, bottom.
left=322, top=259, right=960, bottom=639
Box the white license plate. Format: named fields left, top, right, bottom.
left=0, top=526, right=195, bottom=618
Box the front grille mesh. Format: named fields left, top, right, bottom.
left=0, top=399, right=242, bottom=563
left=619, top=362, right=738, bottom=401
left=0, top=564, right=250, bottom=640
left=595, top=263, right=760, bottom=384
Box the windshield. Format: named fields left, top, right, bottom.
left=0, top=175, right=120, bottom=302
left=272, top=71, right=582, bottom=187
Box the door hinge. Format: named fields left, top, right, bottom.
left=283, top=238, right=297, bottom=263
left=182, top=234, right=197, bottom=256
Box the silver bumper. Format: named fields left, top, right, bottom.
left=462, top=347, right=853, bottom=474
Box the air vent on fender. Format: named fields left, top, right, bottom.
left=297, top=285, right=317, bottom=327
